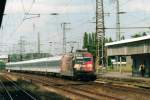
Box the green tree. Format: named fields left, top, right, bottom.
left=131, top=32, right=147, bottom=38
left=83, top=32, right=114, bottom=65
left=142, top=32, right=147, bottom=36
left=89, top=34, right=92, bottom=46
left=83, top=32, right=97, bottom=57
left=88, top=33, right=92, bottom=51
left=0, top=61, right=5, bottom=70
left=92, top=33, right=95, bottom=45
left=121, top=35, right=125, bottom=40
left=108, top=37, right=113, bottom=42
left=105, top=38, right=109, bottom=43
left=131, top=33, right=142, bottom=38
left=83, top=32, right=88, bottom=49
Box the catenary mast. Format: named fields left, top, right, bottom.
left=95, top=0, right=105, bottom=72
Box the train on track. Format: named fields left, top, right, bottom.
left=6, top=50, right=96, bottom=80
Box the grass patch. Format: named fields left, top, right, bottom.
left=106, top=65, right=132, bottom=72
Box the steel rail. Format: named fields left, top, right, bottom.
left=71, top=86, right=122, bottom=100
left=93, top=82, right=150, bottom=95
left=0, top=79, right=13, bottom=100
left=21, top=75, right=98, bottom=100
left=10, top=73, right=122, bottom=100
left=4, top=76, right=37, bottom=100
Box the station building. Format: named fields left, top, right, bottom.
left=105, top=35, right=150, bottom=77
left=0, top=55, right=8, bottom=63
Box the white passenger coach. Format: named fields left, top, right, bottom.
left=6, top=56, right=62, bottom=73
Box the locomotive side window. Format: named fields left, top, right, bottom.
left=76, top=59, right=83, bottom=64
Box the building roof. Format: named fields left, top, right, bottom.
left=105, top=35, right=150, bottom=46
left=0, top=55, right=8, bottom=59
left=6, top=56, right=62, bottom=65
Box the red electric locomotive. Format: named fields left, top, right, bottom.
left=73, top=51, right=96, bottom=80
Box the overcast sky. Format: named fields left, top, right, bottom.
left=0, top=0, right=150, bottom=55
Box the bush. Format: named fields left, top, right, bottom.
left=0, top=61, right=5, bottom=70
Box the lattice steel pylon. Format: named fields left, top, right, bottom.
left=116, top=0, right=121, bottom=41
left=95, top=0, right=105, bottom=73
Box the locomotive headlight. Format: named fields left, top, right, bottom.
left=80, top=65, right=86, bottom=71
left=82, top=65, right=86, bottom=67
left=87, top=64, right=92, bottom=68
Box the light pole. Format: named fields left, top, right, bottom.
left=66, top=41, right=79, bottom=53
left=61, top=22, right=71, bottom=54
left=23, top=13, right=59, bottom=20
left=49, top=42, right=59, bottom=56
left=115, top=0, right=126, bottom=73
left=49, top=42, right=53, bottom=56
left=24, top=12, right=59, bottom=56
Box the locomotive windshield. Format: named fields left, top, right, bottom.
left=75, top=57, right=92, bottom=64
left=83, top=57, right=92, bottom=62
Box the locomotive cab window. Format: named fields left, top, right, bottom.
left=75, top=59, right=84, bottom=64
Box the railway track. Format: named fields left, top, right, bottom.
left=0, top=78, right=13, bottom=100
left=0, top=75, right=37, bottom=100
left=6, top=72, right=123, bottom=100
left=93, top=81, right=150, bottom=95
left=24, top=73, right=150, bottom=95
left=5, top=72, right=150, bottom=100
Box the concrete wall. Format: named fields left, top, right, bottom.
left=126, top=56, right=132, bottom=67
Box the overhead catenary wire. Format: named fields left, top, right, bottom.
left=20, top=0, right=26, bottom=13
left=5, top=0, right=36, bottom=54
left=106, top=0, right=150, bottom=39
left=122, top=0, right=149, bottom=24
left=108, top=0, right=150, bottom=27
left=108, top=0, right=131, bottom=14
left=3, top=0, right=150, bottom=55
left=11, top=0, right=36, bottom=34
left=99, top=26, right=150, bottom=29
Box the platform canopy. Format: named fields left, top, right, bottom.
left=105, top=35, right=150, bottom=56
left=0, top=0, right=7, bottom=27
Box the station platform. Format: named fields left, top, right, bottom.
left=97, top=72, right=150, bottom=83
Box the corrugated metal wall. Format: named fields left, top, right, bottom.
left=106, top=39, right=150, bottom=77
left=107, top=39, right=150, bottom=56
